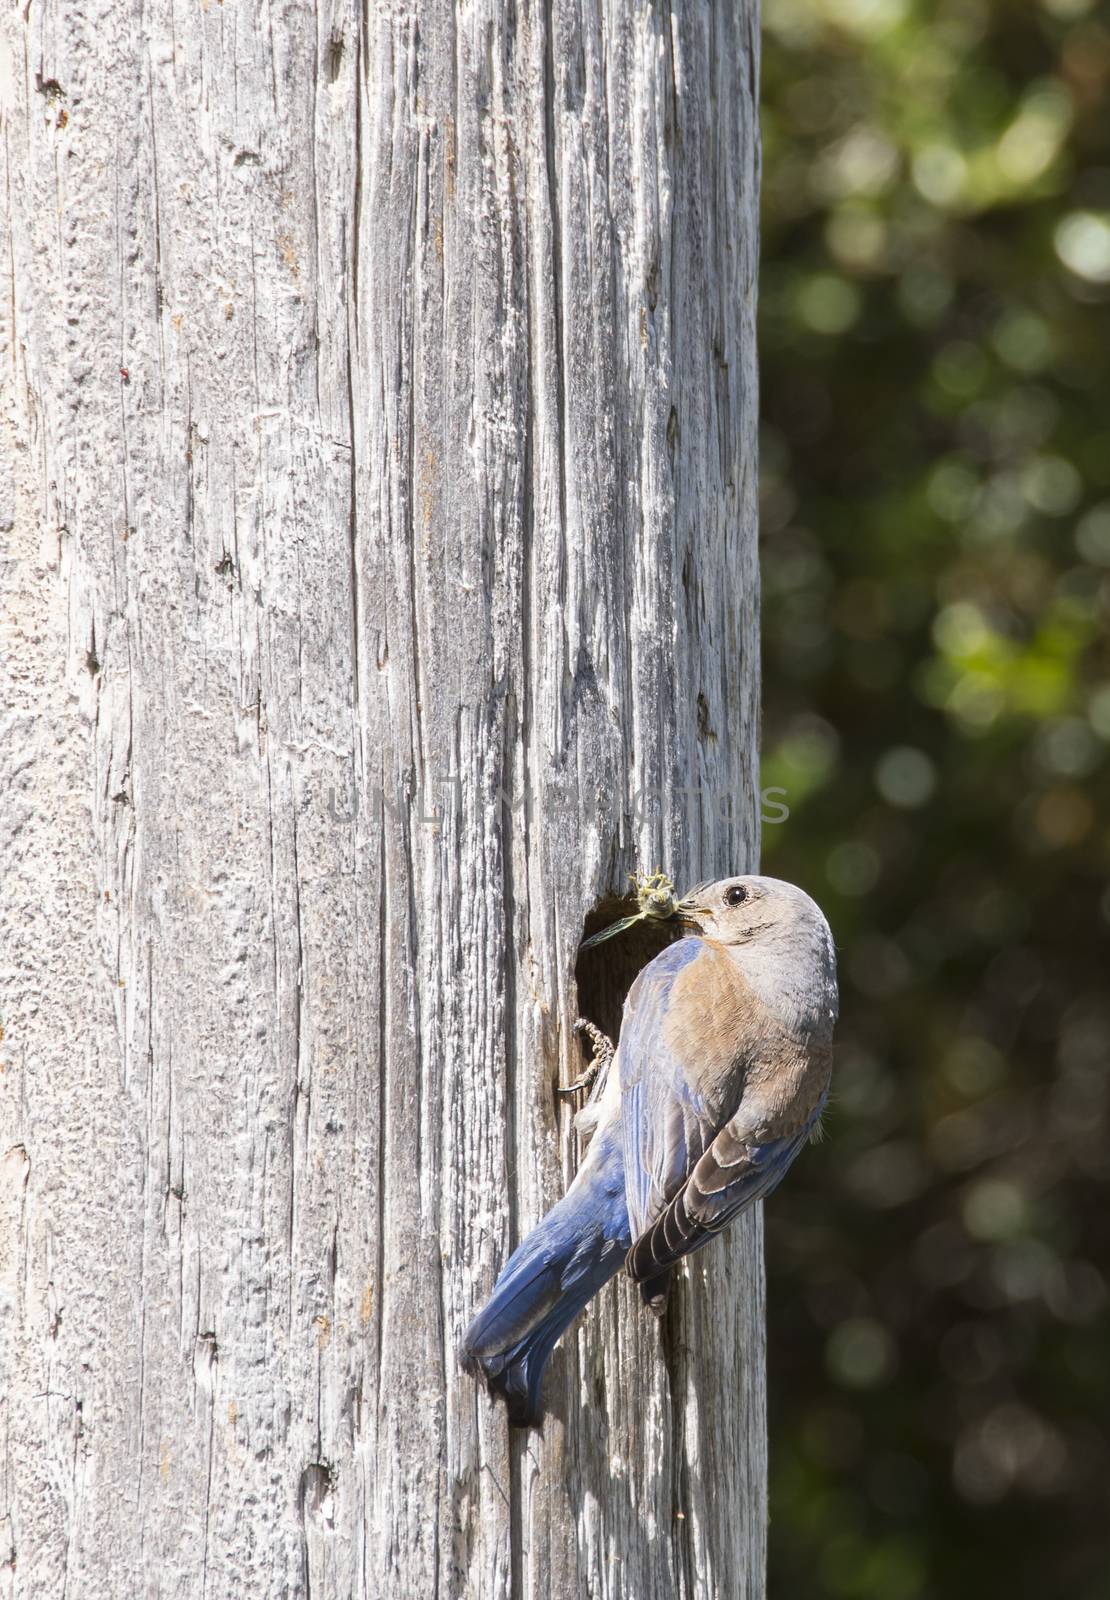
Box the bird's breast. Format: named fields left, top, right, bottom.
left=659, top=940, right=767, bottom=1116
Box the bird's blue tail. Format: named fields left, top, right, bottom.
left=462, top=1130, right=629, bottom=1425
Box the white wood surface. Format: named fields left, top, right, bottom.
left=0, top=2, right=763, bottom=1594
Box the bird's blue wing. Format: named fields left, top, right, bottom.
left=625, top=1098, right=827, bottom=1281
left=616, top=938, right=731, bottom=1241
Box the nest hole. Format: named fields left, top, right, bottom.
left=573, top=894, right=689, bottom=1051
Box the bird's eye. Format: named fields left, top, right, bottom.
left=724, top=884, right=748, bottom=907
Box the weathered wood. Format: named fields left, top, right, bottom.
left=0, top=2, right=763, bottom=1595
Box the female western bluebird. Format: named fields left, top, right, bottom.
left=462, top=874, right=839, bottom=1425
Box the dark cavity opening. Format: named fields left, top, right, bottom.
left=573, top=894, right=689, bottom=1053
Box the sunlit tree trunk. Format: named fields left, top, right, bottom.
left=0, top=2, right=762, bottom=1595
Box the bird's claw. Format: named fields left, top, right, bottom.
left=556, top=1064, right=598, bottom=1101
left=559, top=1018, right=615, bottom=1100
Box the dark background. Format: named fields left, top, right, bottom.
left=758, top=2, right=1110, bottom=1595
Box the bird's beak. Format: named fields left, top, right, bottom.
left=676, top=898, right=711, bottom=929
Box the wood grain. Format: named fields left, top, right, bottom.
left=0, top=2, right=763, bottom=1594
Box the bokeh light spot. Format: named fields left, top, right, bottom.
left=1054, top=211, right=1110, bottom=284
left=995, top=82, right=1072, bottom=185
left=912, top=145, right=968, bottom=207
left=1021, top=455, right=1082, bottom=516
left=931, top=601, right=992, bottom=656
left=1086, top=684, right=1110, bottom=739
left=1032, top=785, right=1094, bottom=847
left=826, top=1318, right=897, bottom=1388
left=826, top=841, right=882, bottom=895
left=874, top=746, right=936, bottom=807
left=796, top=273, right=863, bottom=333
left=1075, top=502, right=1110, bottom=564
left=962, top=1179, right=1028, bottom=1241
left=942, top=1036, right=1007, bottom=1096
left=1032, top=717, right=1100, bottom=777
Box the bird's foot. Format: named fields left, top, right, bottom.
left=558, top=1018, right=616, bottom=1100
left=639, top=1268, right=674, bottom=1316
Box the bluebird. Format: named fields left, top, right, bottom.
left=462, top=874, right=839, bottom=1425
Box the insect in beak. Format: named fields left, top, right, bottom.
left=579, top=872, right=707, bottom=951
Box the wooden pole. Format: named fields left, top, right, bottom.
left=0, top=2, right=763, bottom=1594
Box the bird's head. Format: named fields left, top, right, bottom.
left=680, top=874, right=838, bottom=1034
left=680, top=874, right=829, bottom=948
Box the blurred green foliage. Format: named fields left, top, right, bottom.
left=758, top=1, right=1110, bottom=1595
